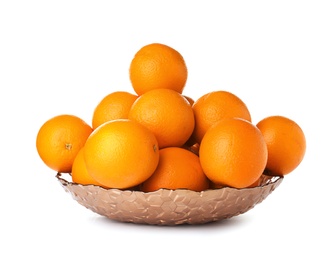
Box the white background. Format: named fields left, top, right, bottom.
left=1, top=0, right=328, bottom=259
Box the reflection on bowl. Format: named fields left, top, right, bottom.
left=56, top=173, right=283, bottom=225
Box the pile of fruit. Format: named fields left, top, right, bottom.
left=36, top=43, right=306, bottom=192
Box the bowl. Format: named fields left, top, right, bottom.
left=56, top=173, right=283, bottom=225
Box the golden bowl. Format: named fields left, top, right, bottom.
left=56, top=173, right=283, bottom=225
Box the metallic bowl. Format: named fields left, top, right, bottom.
left=57, top=173, right=283, bottom=225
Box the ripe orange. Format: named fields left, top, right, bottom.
left=128, top=88, right=195, bottom=148
left=71, top=147, right=107, bottom=188
left=192, top=90, right=252, bottom=144
left=92, top=91, right=138, bottom=129
left=129, top=43, right=188, bottom=95
left=210, top=177, right=261, bottom=189
left=36, top=114, right=93, bottom=173
left=83, top=119, right=159, bottom=189
left=199, top=118, right=267, bottom=189
left=140, top=147, right=209, bottom=192
left=256, top=115, right=306, bottom=176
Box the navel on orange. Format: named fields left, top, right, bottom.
left=36, top=114, right=93, bottom=173
left=83, top=119, right=159, bottom=189
left=129, top=43, right=188, bottom=95
left=199, top=118, right=267, bottom=189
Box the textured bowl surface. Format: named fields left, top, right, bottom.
left=57, top=173, right=283, bottom=225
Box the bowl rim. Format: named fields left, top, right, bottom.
left=56, top=172, right=283, bottom=194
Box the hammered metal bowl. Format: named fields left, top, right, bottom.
left=56, top=173, right=283, bottom=225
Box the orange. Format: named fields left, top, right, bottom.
left=71, top=147, right=107, bottom=188
left=92, top=91, right=138, bottom=129
left=192, top=90, right=252, bottom=144
left=83, top=119, right=159, bottom=189
left=256, top=115, right=306, bottom=176
left=36, top=114, right=93, bottom=173
left=140, top=147, right=209, bottom=192
left=210, top=177, right=261, bottom=189
left=199, top=118, right=267, bottom=189
left=128, top=88, right=195, bottom=148
left=129, top=43, right=188, bottom=95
